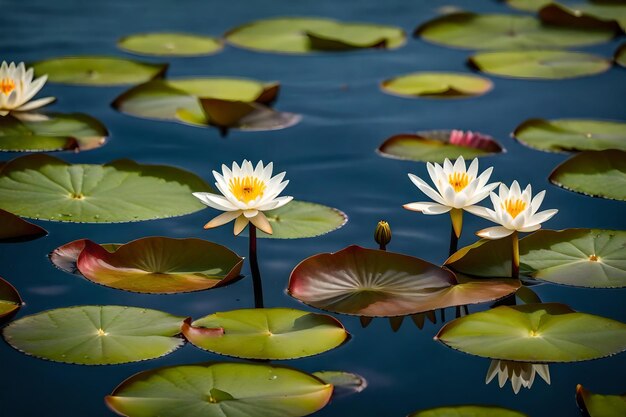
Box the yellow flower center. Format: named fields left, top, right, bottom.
left=229, top=176, right=266, bottom=203
left=0, top=78, right=15, bottom=95
left=502, top=198, right=527, bottom=219
left=448, top=172, right=470, bottom=193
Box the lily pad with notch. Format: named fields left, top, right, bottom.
left=576, top=384, right=626, bottom=417
left=0, top=209, right=47, bottom=243
left=0, top=277, right=22, bottom=319
left=118, top=33, right=223, bottom=57
left=381, top=72, right=493, bottom=99
left=539, top=2, right=626, bottom=33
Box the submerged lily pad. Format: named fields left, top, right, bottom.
left=409, top=405, right=528, bottom=417
left=312, top=371, right=367, bottom=396
left=106, top=362, right=333, bottom=417
left=514, top=119, right=626, bottom=153
left=288, top=246, right=519, bottom=317
left=576, top=384, right=626, bottom=417
left=0, top=154, right=213, bottom=222
left=616, top=43, right=626, bottom=67
left=182, top=308, right=348, bottom=360
left=118, top=33, right=223, bottom=56
left=0, top=277, right=22, bottom=319
left=415, top=13, right=614, bottom=50
left=32, top=56, right=168, bottom=86
left=2, top=305, right=186, bottom=365
left=0, top=209, right=47, bottom=243
left=226, top=17, right=405, bottom=54
left=435, top=303, right=626, bottom=362
left=549, top=150, right=626, bottom=200
left=540, top=2, right=626, bottom=33
left=469, top=50, right=611, bottom=80
left=381, top=72, right=493, bottom=99
left=0, top=113, right=108, bottom=152
left=378, top=130, right=504, bottom=163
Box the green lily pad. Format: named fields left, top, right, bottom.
left=2, top=305, right=186, bottom=365
left=312, top=371, right=367, bottom=395
left=514, top=119, right=626, bottom=153
left=469, top=50, right=611, bottom=80
left=378, top=130, right=504, bottom=163
left=409, top=405, right=529, bottom=417
left=73, top=237, right=243, bottom=294
left=0, top=113, right=108, bottom=152
left=381, top=72, right=492, bottom=99
left=0, top=154, right=213, bottom=223
left=225, top=17, right=405, bottom=54
left=0, top=209, right=47, bottom=243
left=415, top=13, right=614, bottom=50
left=288, top=245, right=519, bottom=317
left=540, top=2, right=626, bottom=33
left=0, top=277, right=22, bottom=319
left=105, top=362, right=333, bottom=417
left=615, top=43, right=626, bottom=67
left=576, top=384, right=626, bottom=417
left=118, top=33, right=223, bottom=57
left=549, top=150, right=626, bottom=200
left=505, top=0, right=551, bottom=12
left=182, top=308, right=348, bottom=360
left=49, top=239, right=120, bottom=275
left=32, top=56, right=168, bottom=86
left=435, top=303, right=626, bottom=362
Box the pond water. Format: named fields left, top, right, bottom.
left=1, top=0, right=625, bottom=416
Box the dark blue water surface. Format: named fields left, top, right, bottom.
left=1, top=0, right=625, bottom=416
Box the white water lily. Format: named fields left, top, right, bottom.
left=193, top=160, right=293, bottom=235
left=486, top=360, right=551, bottom=394
left=0, top=61, right=55, bottom=116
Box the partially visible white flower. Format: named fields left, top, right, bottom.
left=193, top=160, right=292, bottom=235
left=467, top=181, right=558, bottom=240
left=486, top=360, right=551, bottom=394
left=0, top=61, right=55, bottom=116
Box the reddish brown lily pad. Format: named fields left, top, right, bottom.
left=0, top=277, right=22, bottom=319
left=0, top=209, right=47, bottom=243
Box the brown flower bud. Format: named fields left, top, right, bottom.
left=374, top=220, right=391, bottom=250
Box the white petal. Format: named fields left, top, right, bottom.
left=243, top=209, right=259, bottom=218
left=192, top=192, right=237, bottom=211
left=250, top=211, right=273, bottom=234
left=443, top=158, right=453, bottom=174
left=403, top=202, right=451, bottom=214
left=203, top=210, right=241, bottom=229
left=233, top=215, right=249, bottom=235
left=20, top=75, right=48, bottom=104
left=525, top=209, right=558, bottom=228
left=535, top=365, right=551, bottom=385
left=477, top=226, right=514, bottom=239
left=498, top=183, right=510, bottom=199
left=530, top=190, right=546, bottom=214
left=408, top=174, right=447, bottom=205
left=510, top=181, right=521, bottom=198
left=467, top=158, right=479, bottom=180
left=464, top=205, right=495, bottom=220
left=15, top=96, right=55, bottom=112
left=485, top=360, right=499, bottom=384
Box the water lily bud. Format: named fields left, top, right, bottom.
left=374, top=221, right=391, bottom=250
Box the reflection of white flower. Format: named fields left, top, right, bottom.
left=467, top=181, right=558, bottom=239
left=0, top=61, right=55, bottom=116
left=486, top=360, right=550, bottom=394
left=193, top=160, right=292, bottom=235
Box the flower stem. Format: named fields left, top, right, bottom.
left=448, top=225, right=458, bottom=257
left=449, top=209, right=463, bottom=256
left=249, top=225, right=264, bottom=308
left=511, top=231, right=520, bottom=280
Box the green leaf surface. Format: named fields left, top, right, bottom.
left=505, top=0, right=551, bottom=12
left=0, top=209, right=47, bottom=243
left=118, top=33, right=223, bottom=56
left=576, top=384, right=626, bottom=417
left=312, top=371, right=367, bottom=395
left=381, top=72, right=493, bottom=99
left=409, top=405, right=529, bottom=417
left=0, top=277, right=22, bottom=318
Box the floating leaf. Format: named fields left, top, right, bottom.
left=32, top=56, right=168, bottom=86
left=616, top=43, right=626, bottom=67
left=106, top=362, right=333, bottom=417
left=182, top=308, right=348, bottom=360
left=0, top=113, right=108, bottom=152
left=0, top=277, right=22, bottom=319
left=435, top=303, right=626, bottom=362
left=540, top=2, right=626, bottom=33
left=0, top=209, right=47, bottom=243
left=381, top=72, right=493, bottom=99
left=514, top=119, right=626, bottom=153
left=253, top=201, right=347, bottom=239
left=49, top=239, right=120, bottom=274
left=378, top=130, right=504, bottom=163
left=0, top=154, right=213, bottom=223
left=415, top=13, right=614, bottom=50
left=312, top=371, right=367, bottom=396
left=2, top=305, right=186, bottom=365
left=576, top=384, right=626, bottom=417
left=469, top=50, right=611, bottom=80
left=118, top=33, right=223, bottom=57
left=409, top=405, right=528, bottom=417
left=288, top=246, right=519, bottom=317
left=225, top=17, right=405, bottom=54
left=549, top=150, right=626, bottom=200
left=504, top=0, right=550, bottom=12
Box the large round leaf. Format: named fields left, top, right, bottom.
left=0, top=113, right=108, bottom=152
left=2, top=305, right=186, bottom=365
left=415, top=13, right=614, bottom=50
left=0, top=154, right=213, bottom=222
left=514, top=118, right=626, bottom=153
left=435, top=303, right=626, bottom=362
left=0, top=277, right=22, bottom=319
left=378, top=130, right=504, bottom=163
left=616, top=42, right=626, bottom=67
left=576, top=384, right=626, bottom=417
left=182, top=308, right=348, bottom=360
left=118, top=33, right=223, bottom=57
left=549, top=150, right=626, bottom=200
left=105, top=362, right=333, bottom=417
left=32, top=56, right=167, bottom=86
left=381, top=72, right=493, bottom=99
left=469, top=50, right=611, bottom=80
left=0, top=209, right=47, bottom=243
left=288, top=246, right=519, bottom=317
left=409, top=405, right=528, bottom=417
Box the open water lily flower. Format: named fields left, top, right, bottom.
left=486, top=360, right=550, bottom=394
left=0, top=61, right=55, bottom=116
left=193, top=160, right=293, bottom=236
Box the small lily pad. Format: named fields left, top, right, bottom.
left=182, top=308, right=348, bottom=360
left=540, top=3, right=626, bottom=33
left=576, top=384, right=626, bottom=417
left=0, top=277, right=22, bottom=319
left=615, top=42, right=626, bottom=67
left=0, top=209, right=47, bottom=243
left=549, top=150, right=626, bottom=200
left=514, top=119, right=626, bottom=153
left=435, top=303, right=626, bottom=362
left=381, top=72, right=493, bottom=99
left=0, top=113, right=108, bottom=152
left=32, top=56, right=168, bottom=86
left=106, top=362, right=333, bottom=417
left=118, top=33, right=223, bottom=57
left=0, top=154, right=213, bottom=222
left=505, top=0, right=551, bottom=12
left=312, top=371, right=367, bottom=396
left=378, top=130, right=504, bottom=163
left=2, top=305, right=186, bottom=365
left=409, top=405, right=529, bottom=417
left=415, top=13, right=615, bottom=50
left=469, top=50, right=611, bottom=80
